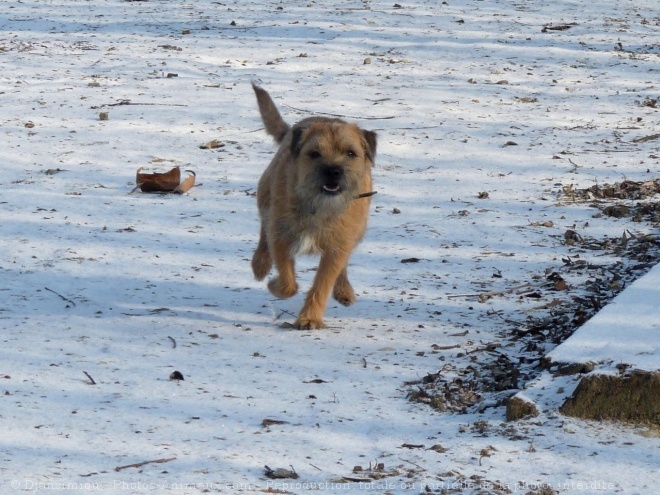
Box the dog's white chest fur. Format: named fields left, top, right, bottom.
left=292, top=233, right=321, bottom=256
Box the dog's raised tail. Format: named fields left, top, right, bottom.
left=252, top=83, right=290, bottom=144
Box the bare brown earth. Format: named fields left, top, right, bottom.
left=560, top=372, right=660, bottom=427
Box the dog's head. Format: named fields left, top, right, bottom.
left=289, top=118, right=376, bottom=215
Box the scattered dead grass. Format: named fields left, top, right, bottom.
left=409, top=178, right=660, bottom=415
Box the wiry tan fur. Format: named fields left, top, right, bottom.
left=251, top=83, right=377, bottom=329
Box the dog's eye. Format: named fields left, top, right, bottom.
left=307, top=150, right=322, bottom=160
left=346, top=149, right=357, bottom=158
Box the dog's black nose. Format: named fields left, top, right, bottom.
left=323, top=166, right=343, bottom=180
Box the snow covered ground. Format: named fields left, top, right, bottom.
left=1, top=1, right=659, bottom=493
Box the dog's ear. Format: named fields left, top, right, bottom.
left=362, top=130, right=377, bottom=165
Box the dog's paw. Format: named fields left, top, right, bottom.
left=293, top=316, right=326, bottom=330
left=251, top=251, right=272, bottom=281
left=333, top=282, right=356, bottom=307
left=267, top=277, right=298, bottom=299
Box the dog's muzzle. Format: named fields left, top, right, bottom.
left=320, top=165, right=344, bottom=195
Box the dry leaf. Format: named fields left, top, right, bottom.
left=136, top=166, right=181, bottom=192
left=169, top=371, right=184, bottom=381
left=174, top=171, right=196, bottom=194
left=264, top=465, right=298, bottom=480
left=199, top=139, right=225, bottom=149
left=542, top=23, right=577, bottom=32
left=261, top=418, right=289, bottom=428
left=530, top=220, right=554, bottom=228
left=133, top=167, right=197, bottom=194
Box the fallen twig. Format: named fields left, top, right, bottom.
left=567, top=158, right=581, bottom=172
left=115, top=457, right=176, bottom=472
left=282, top=104, right=395, bottom=120
left=94, top=100, right=187, bottom=108
left=276, top=308, right=297, bottom=320
left=526, top=298, right=565, bottom=312
left=446, top=293, right=483, bottom=300
left=632, top=133, right=660, bottom=144
left=399, top=456, right=425, bottom=470
left=448, top=282, right=534, bottom=302
left=44, top=287, right=76, bottom=307
left=83, top=371, right=96, bottom=385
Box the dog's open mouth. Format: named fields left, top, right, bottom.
left=322, top=183, right=342, bottom=195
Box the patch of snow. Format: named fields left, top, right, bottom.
left=547, top=263, right=660, bottom=372
left=1, top=1, right=659, bottom=494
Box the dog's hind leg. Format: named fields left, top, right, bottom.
left=267, top=236, right=299, bottom=300
left=252, top=224, right=272, bottom=280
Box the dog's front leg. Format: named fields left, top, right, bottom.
left=295, top=250, right=350, bottom=329
left=332, top=267, right=356, bottom=306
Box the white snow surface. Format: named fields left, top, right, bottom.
left=547, top=262, right=660, bottom=373
left=1, top=1, right=659, bottom=494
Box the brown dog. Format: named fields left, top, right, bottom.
left=251, top=84, right=377, bottom=329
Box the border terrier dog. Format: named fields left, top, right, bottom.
left=251, top=84, right=377, bottom=329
